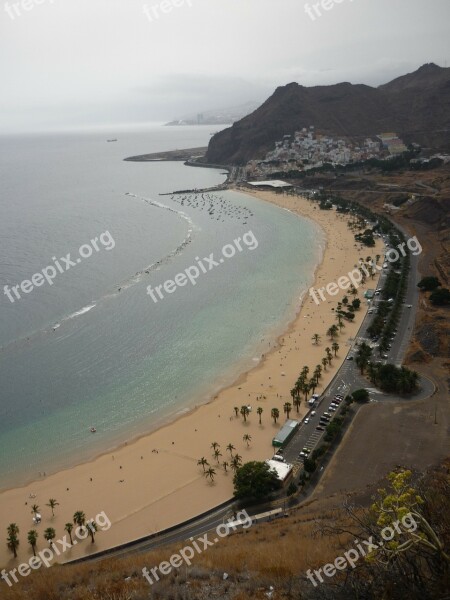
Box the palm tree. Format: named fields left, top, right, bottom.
left=44, top=527, right=56, bottom=547
left=204, top=467, right=216, bottom=483
left=327, top=325, right=339, bottom=340
left=240, top=405, right=250, bottom=422
left=222, top=461, right=229, bottom=473
left=31, top=504, right=40, bottom=518
left=213, top=448, right=222, bottom=463
left=7, top=524, right=19, bottom=558
left=271, top=408, right=280, bottom=424
left=243, top=434, right=252, bottom=447
left=321, top=357, right=328, bottom=371
left=210, top=442, right=219, bottom=452
left=314, top=364, right=322, bottom=381
left=226, top=443, right=235, bottom=456
left=64, top=523, right=74, bottom=545
left=300, top=366, right=310, bottom=378
left=73, top=511, right=86, bottom=534
left=197, top=457, right=209, bottom=472
left=311, top=333, right=321, bottom=345
left=233, top=406, right=239, bottom=417
left=283, top=402, right=292, bottom=419
left=86, top=520, right=97, bottom=544
left=46, top=498, right=59, bottom=517
left=332, top=341, right=339, bottom=356
left=27, top=530, right=38, bottom=557
left=326, top=347, right=333, bottom=365
left=256, top=406, right=263, bottom=424
left=309, top=377, right=317, bottom=396
left=293, top=396, right=301, bottom=413
left=230, top=454, right=242, bottom=473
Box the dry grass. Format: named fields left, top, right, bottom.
left=1, top=505, right=351, bottom=600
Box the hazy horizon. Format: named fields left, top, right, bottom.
left=1, top=0, right=449, bottom=133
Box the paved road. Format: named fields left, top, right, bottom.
left=283, top=228, right=428, bottom=466
left=69, top=213, right=430, bottom=566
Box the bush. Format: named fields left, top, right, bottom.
left=418, top=276, right=441, bottom=291
left=286, top=481, right=297, bottom=497
left=233, top=461, right=281, bottom=500
left=351, top=388, right=370, bottom=403
left=303, top=458, right=317, bottom=473
left=429, top=288, right=450, bottom=306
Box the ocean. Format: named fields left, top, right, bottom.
left=0, top=124, right=324, bottom=489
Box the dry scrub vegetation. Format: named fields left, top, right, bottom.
left=2, top=462, right=449, bottom=600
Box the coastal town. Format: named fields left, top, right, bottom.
left=246, top=127, right=408, bottom=178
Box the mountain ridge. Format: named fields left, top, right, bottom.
left=206, top=64, right=450, bottom=165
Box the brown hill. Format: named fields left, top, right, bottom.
left=206, top=63, right=450, bottom=165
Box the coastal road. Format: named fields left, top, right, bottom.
left=68, top=212, right=429, bottom=567
left=282, top=229, right=428, bottom=465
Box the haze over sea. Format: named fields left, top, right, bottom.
left=0, top=124, right=323, bottom=489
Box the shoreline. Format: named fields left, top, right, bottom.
left=0, top=190, right=383, bottom=567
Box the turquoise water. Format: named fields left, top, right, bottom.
left=0, top=126, right=324, bottom=488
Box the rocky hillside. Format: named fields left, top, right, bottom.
left=206, top=64, right=450, bottom=165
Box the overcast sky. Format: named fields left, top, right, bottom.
left=1, top=0, right=449, bottom=133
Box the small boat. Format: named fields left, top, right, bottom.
left=107, top=139, right=118, bottom=142
left=90, top=427, right=97, bottom=433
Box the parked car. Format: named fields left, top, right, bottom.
left=316, top=426, right=325, bottom=431
left=346, top=356, right=354, bottom=361
left=304, top=418, right=310, bottom=424
left=328, top=406, right=336, bottom=412
left=311, top=411, right=316, bottom=416
left=323, top=412, right=331, bottom=418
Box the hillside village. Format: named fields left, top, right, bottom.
left=246, top=127, right=408, bottom=178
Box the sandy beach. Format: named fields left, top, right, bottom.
left=0, top=191, right=383, bottom=568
